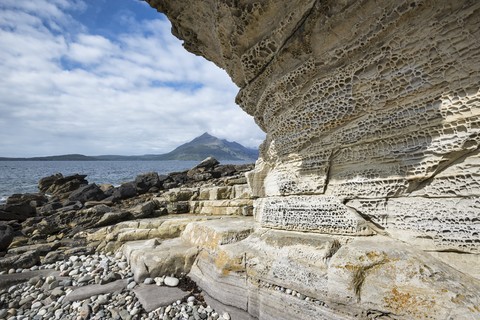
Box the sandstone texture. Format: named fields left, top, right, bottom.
left=146, top=0, right=480, bottom=319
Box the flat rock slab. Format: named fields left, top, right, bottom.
left=203, top=291, right=255, bottom=320
left=0, top=269, right=57, bottom=289
left=65, top=279, right=128, bottom=302
left=133, top=284, right=188, bottom=312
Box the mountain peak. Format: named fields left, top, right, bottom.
left=199, top=132, right=213, bottom=138
left=159, top=133, right=258, bottom=161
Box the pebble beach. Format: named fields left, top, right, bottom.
left=0, top=251, right=229, bottom=320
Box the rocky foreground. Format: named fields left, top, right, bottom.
left=0, top=157, right=251, bottom=320
left=1, top=156, right=479, bottom=319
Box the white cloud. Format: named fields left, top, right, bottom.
left=0, top=0, right=265, bottom=157
left=67, top=34, right=117, bottom=65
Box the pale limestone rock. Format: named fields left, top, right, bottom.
left=123, top=238, right=198, bottom=283
left=190, top=199, right=253, bottom=216
left=232, top=184, right=252, bottom=199
left=256, top=195, right=375, bottom=235
left=181, top=217, right=255, bottom=249
left=346, top=197, right=480, bottom=254
left=144, top=0, right=480, bottom=318
left=157, top=188, right=198, bottom=203
left=88, top=215, right=223, bottom=251
left=189, top=230, right=480, bottom=320
left=154, top=184, right=254, bottom=216
left=148, top=0, right=480, bottom=251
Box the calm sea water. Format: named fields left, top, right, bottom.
left=0, top=160, right=251, bottom=204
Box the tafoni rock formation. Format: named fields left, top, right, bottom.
left=144, top=0, right=480, bottom=319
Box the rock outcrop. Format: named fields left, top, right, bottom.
left=146, top=0, right=480, bottom=319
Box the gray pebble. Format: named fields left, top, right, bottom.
left=96, top=295, right=109, bottom=305
left=50, top=287, right=64, bottom=298
left=78, top=274, right=93, bottom=283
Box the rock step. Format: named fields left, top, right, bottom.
left=0, top=269, right=57, bottom=289
left=133, top=284, right=189, bottom=313
left=65, top=279, right=129, bottom=302
left=188, top=230, right=480, bottom=320
left=121, top=216, right=256, bottom=283
left=181, top=217, right=255, bottom=249
left=89, top=214, right=227, bottom=252
left=123, top=238, right=198, bottom=283
left=190, top=199, right=253, bottom=216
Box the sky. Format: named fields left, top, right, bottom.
left=0, top=0, right=265, bottom=157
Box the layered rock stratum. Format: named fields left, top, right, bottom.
left=144, top=1, right=480, bottom=319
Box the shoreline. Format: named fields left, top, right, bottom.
left=0, top=157, right=253, bottom=319
left=0, top=159, right=254, bottom=205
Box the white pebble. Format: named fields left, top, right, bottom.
left=164, top=276, right=179, bottom=287
left=154, top=277, right=164, bottom=286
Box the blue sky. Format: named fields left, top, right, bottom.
left=0, top=0, right=265, bottom=157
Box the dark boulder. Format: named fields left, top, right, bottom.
left=68, top=184, right=105, bottom=203
left=134, top=172, right=164, bottom=194
left=99, top=184, right=114, bottom=197
left=38, top=173, right=88, bottom=197
left=6, top=193, right=48, bottom=207
left=0, top=193, right=49, bottom=221
left=0, top=224, right=14, bottom=251
left=194, top=156, right=219, bottom=170
left=38, top=173, right=63, bottom=192
left=187, top=157, right=220, bottom=181
left=213, top=164, right=237, bottom=177
left=38, top=201, right=63, bottom=215
left=110, top=182, right=137, bottom=202
left=0, top=250, right=40, bottom=269
left=2, top=202, right=36, bottom=221
left=0, top=208, right=24, bottom=221
left=168, top=172, right=189, bottom=186
left=59, top=201, right=83, bottom=212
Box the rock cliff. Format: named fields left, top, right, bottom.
left=146, top=1, right=480, bottom=319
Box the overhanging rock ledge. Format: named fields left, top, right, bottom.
left=145, top=1, right=480, bottom=319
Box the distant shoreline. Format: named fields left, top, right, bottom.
left=0, top=133, right=259, bottom=162
left=0, top=158, right=256, bottom=161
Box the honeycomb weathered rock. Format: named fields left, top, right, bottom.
left=145, top=0, right=480, bottom=318
left=148, top=0, right=480, bottom=254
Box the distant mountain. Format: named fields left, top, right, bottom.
left=0, top=133, right=259, bottom=161
left=153, top=132, right=258, bottom=161
left=0, top=154, right=97, bottom=161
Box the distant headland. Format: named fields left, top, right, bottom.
left=0, top=133, right=258, bottom=162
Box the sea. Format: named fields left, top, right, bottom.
left=0, top=160, right=251, bottom=204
